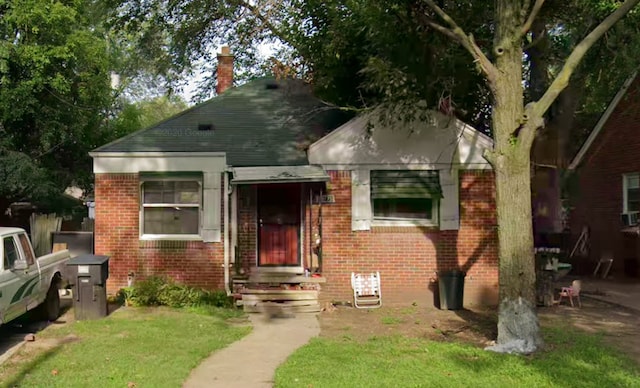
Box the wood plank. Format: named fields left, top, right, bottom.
left=248, top=274, right=327, bottom=284
left=242, top=300, right=318, bottom=307
left=241, top=293, right=318, bottom=302
left=52, top=243, right=68, bottom=253
left=240, top=289, right=318, bottom=296
left=243, top=303, right=321, bottom=313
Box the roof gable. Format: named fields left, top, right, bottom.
left=93, top=78, right=351, bottom=167
left=308, top=107, right=493, bottom=168
left=569, top=71, right=638, bottom=170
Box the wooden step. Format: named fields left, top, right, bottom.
left=247, top=274, right=326, bottom=284
left=241, top=291, right=318, bottom=302
left=243, top=302, right=321, bottom=314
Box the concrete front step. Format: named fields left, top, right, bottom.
left=242, top=273, right=326, bottom=284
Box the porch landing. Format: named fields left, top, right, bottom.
left=233, top=272, right=326, bottom=314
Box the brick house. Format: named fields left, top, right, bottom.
left=568, top=72, right=640, bottom=278
left=91, top=48, right=499, bottom=308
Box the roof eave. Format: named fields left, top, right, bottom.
left=568, top=71, right=638, bottom=170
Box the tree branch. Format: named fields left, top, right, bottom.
left=423, top=0, right=498, bottom=85
left=519, top=0, right=545, bottom=38
left=532, top=0, right=640, bottom=118
left=425, top=20, right=459, bottom=42
left=517, top=0, right=640, bottom=148
left=236, top=0, right=290, bottom=45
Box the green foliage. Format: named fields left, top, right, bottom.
left=121, top=276, right=234, bottom=309
left=110, top=94, right=188, bottom=137
left=0, top=0, right=117, bottom=204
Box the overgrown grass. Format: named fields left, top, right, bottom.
left=1, top=307, right=250, bottom=387
left=275, top=327, right=640, bottom=388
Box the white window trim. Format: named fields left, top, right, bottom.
left=623, top=173, right=640, bottom=214
left=139, top=177, right=203, bottom=241
left=372, top=218, right=438, bottom=228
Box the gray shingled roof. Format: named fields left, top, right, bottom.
left=93, top=78, right=351, bottom=166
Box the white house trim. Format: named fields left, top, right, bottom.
left=308, top=108, right=492, bottom=168
left=315, top=163, right=492, bottom=171
left=91, top=152, right=226, bottom=174
left=568, top=71, right=638, bottom=170
left=309, top=108, right=491, bottom=232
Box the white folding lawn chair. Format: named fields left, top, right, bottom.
left=351, top=271, right=382, bottom=309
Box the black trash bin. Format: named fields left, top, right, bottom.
left=438, top=270, right=465, bottom=310
left=66, top=254, right=110, bottom=320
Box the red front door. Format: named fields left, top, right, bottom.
left=258, top=184, right=301, bottom=266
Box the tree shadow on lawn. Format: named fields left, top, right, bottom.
left=1, top=334, right=80, bottom=388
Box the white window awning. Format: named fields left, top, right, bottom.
left=231, top=165, right=330, bottom=185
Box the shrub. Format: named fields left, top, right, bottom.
left=128, top=276, right=167, bottom=306
left=119, top=276, right=234, bottom=309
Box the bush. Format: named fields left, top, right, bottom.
left=120, top=276, right=234, bottom=309
left=128, top=276, right=166, bottom=306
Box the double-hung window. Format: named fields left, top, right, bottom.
left=141, top=177, right=202, bottom=238
left=623, top=173, right=640, bottom=214
left=370, top=170, right=441, bottom=225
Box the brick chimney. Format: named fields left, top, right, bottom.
left=216, top=46, right=234, bottom=95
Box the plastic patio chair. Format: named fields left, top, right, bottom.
left=351, top=271, right=382, bottom=309
left=557, top=279, right=582, bottom=308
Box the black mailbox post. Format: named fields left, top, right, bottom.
left=66, top=254, right=109, bottom=320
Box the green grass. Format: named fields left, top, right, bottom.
left=275, top=327, right=640, bottom=388
left=1, top=307, right=250, bottom=388
left=380, top=316, right=403, bottom=325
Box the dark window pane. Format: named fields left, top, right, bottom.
left=143, top=207, right=199, bottom=235
left=3, top=237, right=20, bottom=268
left=373, top=198, right=433, bottom=219
left=143, top=181, right=166, bottom=203
left=628, top=188, right=640, bottom=212
left=175, top=181, right=200, bottom=204
left=143, top=181, right=200, bottom=204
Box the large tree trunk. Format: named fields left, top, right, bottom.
left=423, top=0, right=640, bottom=355
left=487, top=0, right=543, bottom=354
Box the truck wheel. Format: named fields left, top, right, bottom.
left=39, top=282, right=61, bottom=322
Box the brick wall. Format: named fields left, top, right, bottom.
left=571, top=78, right=640, bottom=277
left=317, top=170, right=498, bottom=307
left=95, top=169, right=499, bottom=304
left=94, top=173, right=225, bottom=293
left=236, top=185, right=257, bottom=273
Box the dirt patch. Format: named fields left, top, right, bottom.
left=319, top=304, right=497, bottom=347
left=319, top=298, right=640, bottom=365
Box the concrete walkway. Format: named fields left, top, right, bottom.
left=577, top=278, right=640, bottom=312
left=183, top=313, right=319, bottom=388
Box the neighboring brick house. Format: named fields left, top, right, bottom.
left=568, top=71, right=640, bottom=278
left=91, top=48, right=499, bottom=307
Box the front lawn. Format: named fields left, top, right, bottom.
left=0, top=307, right=250, bottom=387
left=275, top=327, right=640, bottom=388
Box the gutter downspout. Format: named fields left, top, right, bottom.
left=223, top=171, right=231, bottom=295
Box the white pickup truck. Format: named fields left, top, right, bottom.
left=0, top=227, right=70, bottom=326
